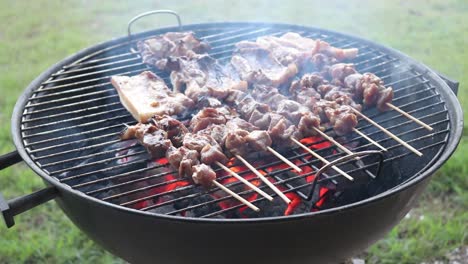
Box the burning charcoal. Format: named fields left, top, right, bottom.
left=147, top=194, right=178, bottom=215
left=183, top=194, right=222, bottom=218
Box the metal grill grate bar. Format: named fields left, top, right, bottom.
left=22, top=114, right=132, bottom=140
left=40, top=142, right=139, bottom=168
left=29, top=83, right=115, bottom=102
left=29, top=131, right=120, bottom=155
left=52, top=57, right=142, bottom=77
left=29, top=68, right=146, bottom=99
left=23, top=108, right=127, bottom=132
left=62, top=53, right=135, bottom=70
left=43, top=62, right=147, bottom=85
left=26, top=123, right=124, bottom=149
left=22, top=101, right=121, bottom=124
left=356, top=58, right=399, bottom=72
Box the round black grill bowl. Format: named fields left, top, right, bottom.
left=1, top=22, right=463, bottom=264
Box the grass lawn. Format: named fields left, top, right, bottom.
left=0, top=0, right=466, bottom=263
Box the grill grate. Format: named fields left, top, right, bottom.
left=20, top=23, right=450, bottom=219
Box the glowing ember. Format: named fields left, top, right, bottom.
left=300, top=136, right=332, bottom=150
left=216, top=165, right=261, bottom=213
left=315, top=187, right=329, bottom=208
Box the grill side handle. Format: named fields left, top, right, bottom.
left=0, top=151, right=22, bottom=170
left=0, top=150, right=58, bottom=228
left=127, top=10, right=182, bottom=52
left=437, top=73, right=459, bottom=95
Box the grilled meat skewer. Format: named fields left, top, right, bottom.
left=137, top=31, right=211, bottom=71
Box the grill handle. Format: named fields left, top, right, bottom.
left=437, top=73, right=459, bottom=96
left=0, top=150, right=58, bottom=228
left=307, top=150, right=384, bottom=201
left=127, top=9, right=182, bottom=52
left=0, top=151, right=22, bottom=170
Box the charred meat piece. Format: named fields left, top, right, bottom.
left=190, top=108, right=227, bottom=133
left=225, top=129, right=250, bottom=156
left=248, top=109, right=272, bottom=130
left=324, top=105, right=358, bottom=136
left=240, top=32, right=316, bottom=68
left=290, top=73, right=327, bottom=94
left=200, top=144, right=228, bottom=165
left=274, top=124, right=302, bottom=148
left=344, top=73, right=393, bottom=111
left=343, top=73, right=365, bottom=101
left=226, top=117, right=259, bottom=132
left=236, top=33, right=358, bottom=69
left=275, top=99, right=310, bottom=124
left=266, top=113, right=301, bottom=147
left=328, top=63, right=357, bottom=84
left=183, top=133, right=218, bottom=153
left=247, top=84, right=322, bottom=145
left=323, top=87, right=362, bottom=110
left=294, top=89, right=322, bottom=110
left=250, top=85, right=285, bottom=109
left=376, top=87, right=394, bottom=112
left=135, top=127, right=172, bottom=158
left=290, top=73, right=362, bottom=135
left=197, top=124, right=227, bottom=146
left=297, top=113, right=321, bottom=137
left=290, top=74, right=324, bottom=109
left=192, top=164, right=217, bottom=188
left=152, top=115, right=188, bottom=147
left=111, top=71, right=194, bottom=123
left=312, top=99, right=359, bottom=135
left=231, top=47, right=298, bottom=87
left=310, top=53, right=338, bottom=72
left=313, top=39, right=359, bottom=61
left=166, top=146, right=199, bottom=178
left=312, top=100, right=339, bottom=122
left=170, top=55, right=248, bottom=102
left=121, top=123, right=172, bottom=158
left=245, top=130, right=272, bottom=152
left=236, top=95, right=270, bottom=120
left=197, top=96, right=223, bottom=108
left=137, top=31, right=210, bottom=71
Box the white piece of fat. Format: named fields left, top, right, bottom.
left=111, top=71, right=193, bottom=123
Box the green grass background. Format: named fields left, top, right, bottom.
left=0, top=0, right=466, bottom=263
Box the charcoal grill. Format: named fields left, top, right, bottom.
left=0, top=10, right=463, bottom=264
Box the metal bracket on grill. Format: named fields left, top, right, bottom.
left=0, top=150, right=58, bottom=228
left=306, top=150, right=384, bottom=201
left=127, top=10, right=182, bottom=53
left=0, top=151, right=22, bottom=170
left=0, top=187, right=58, bottom=228
left=436, top=73, right=459, bottom=96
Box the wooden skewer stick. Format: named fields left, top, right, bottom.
left=386, top=103, right=433, bottom=131
left=266, top=146, right=303, bottom=173
left=212, top=180, right=260, bottom=212
left=352, top=128, right=387, bottom=152
left=290, top=137, right=354, bottom=181
left=215, top=161, right=274, bottom=201
left=351, top=108, right=423, bottom=157
left=312, top=127, right=355, bottom=156
left=235, top=155, right=291, bottom=204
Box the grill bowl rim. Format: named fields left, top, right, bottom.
left=11, top=22, right=464, bottom=223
